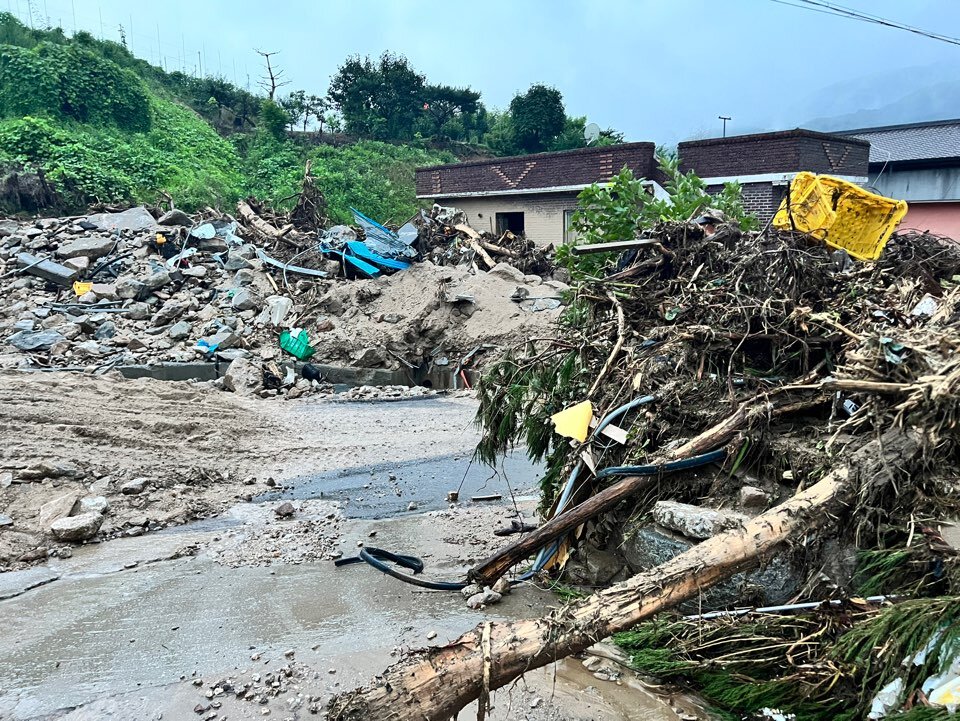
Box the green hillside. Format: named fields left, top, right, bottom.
left=0, top=12, right=453, bottom=221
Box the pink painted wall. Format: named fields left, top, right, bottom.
left=899, top=202, right=960, bottom=240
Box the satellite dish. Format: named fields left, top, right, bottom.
left=584, top=122, right=601, bottom=144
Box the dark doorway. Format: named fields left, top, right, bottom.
left=495, top=212, right=525, bottom=234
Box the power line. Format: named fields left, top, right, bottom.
left=769, top=0, right=960, bottom=47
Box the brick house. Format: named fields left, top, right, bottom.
left=415, top=143, right=665, bottom=247
left=837, top=119, right=960, bottom=238
left=677, top=129, right=870, bottom=220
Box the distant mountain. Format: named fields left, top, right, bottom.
left=793, top=63, right=960, bottom=131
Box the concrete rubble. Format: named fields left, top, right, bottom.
left=0, top=204, right=565, bottom=400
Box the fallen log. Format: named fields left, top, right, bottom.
left=236, top=199, right=304, bottom=249
left=455, top=223, right=497, bottom=269
left=467, top=390, right=810, bottom=588
left=327, top=430, right=918, bottom=721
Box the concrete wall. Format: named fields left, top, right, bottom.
left=437, top=192, right=581, bottom=247
left=869, top=166, right=960, bottom=202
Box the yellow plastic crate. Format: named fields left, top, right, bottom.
left=772, top=172, right=908, bottom=261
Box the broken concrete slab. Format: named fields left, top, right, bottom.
left=55, top=237, right=115, bottom=261
left=84, top=207, right=159, bottom=233
left=651, top=501, right=748, bottom=540
left=6, top=329, right=67, bottom=351
left=16, top=252, right=79, bottom=287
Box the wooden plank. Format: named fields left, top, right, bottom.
left=571, top=239, right=659, bottom=255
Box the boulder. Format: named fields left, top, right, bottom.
left=621, top=523, right=801, bottom=611
left=181, top=265, right=207, bottom=278
left=142, top=269, right=172, bottom=291
left=78, top=496, right=110, bottom=515
left=50, top=512, right=103, bottom=542
left=55, top=237, right=115, bottom=261
left=116, top=277, right=146, bottom=300
left=94, top=321, right=117, bottom=340
left=223, top=357, right=263, bottom=395
left=90, top=283, right=118, bottom=300
left=233, top=269, right=255, bottom=286
left=168, top=320, right=192, bottom=341
left=652, top=501, right=748, bottom=540
left=0, top=219, right=18, bottom=237
left=466, top=589, right=502, bottom=609
left=84, top=207, right=159, bottom=233
left=740, top=485, right=772, bottom=508
left=158, top=209, right=192, bottom=226
left=63, top=257, right=90, bottom=272
left=38, top=491, right=82, bottom=530
left=230, top=289, right=260, bottom=311
left=120, top=478, right=148, bottom=495
left=152, top=300, right=185, bottom=326
left=6, top=329, right=66, bottom=351
left=487, top=262, right=527, bottom=283
left=124, top=302, right=151, bottom=320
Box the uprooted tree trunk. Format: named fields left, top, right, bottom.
left=327, top=430, right=918, bottom=721
left=468, top=387, right=829, bottom=588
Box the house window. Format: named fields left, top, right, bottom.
left=495, top=212, right=525, bottom=235
left=563, top=210, right=579, bottom=245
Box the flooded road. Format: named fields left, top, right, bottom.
left=0, top=390, right=684, bottom=721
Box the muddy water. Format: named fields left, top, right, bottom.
left=0, top=510, right=681, bottom=721
left=263, top=448, right=540, bottom=518
left=0, top=473, right=679, bottom=720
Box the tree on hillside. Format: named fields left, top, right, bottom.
left=279, top=90, right=306, bottom=131
left=327, top=52, right=425, bottom=141
left=259, top=99, right=289, bottom=140
left=421, top=84, right=480, bottom=138
left=550, top=115, right=587, bottom=151
left=255, top=49, right=289, bottom=101
left=200, top=76, right=238, bottom=123
left=509, top=83, right=566, bottom=153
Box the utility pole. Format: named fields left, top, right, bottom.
left=719, top=115, right=731, bottom=138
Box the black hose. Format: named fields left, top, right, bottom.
left=336, top=448, right=727, bottom=591
left=336, top=547, right=467, bottom=591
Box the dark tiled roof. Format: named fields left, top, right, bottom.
left=838, top=119, right=960, bottom=163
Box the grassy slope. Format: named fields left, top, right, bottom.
left=0, top=13, right=454, bottom=218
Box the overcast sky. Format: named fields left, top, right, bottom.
left=7, top=0, right=960, bottom=144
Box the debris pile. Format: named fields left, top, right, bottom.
left=463, top=221, right=960, bottom=719
left=0, top=199, right=564, bottom=396
left=414, top=205, right=555, bottom=277
left=325, top=219, right=960, bottom=720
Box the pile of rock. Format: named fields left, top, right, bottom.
left=0, top=206, right=331, bottom=398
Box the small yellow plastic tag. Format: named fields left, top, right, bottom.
left=550, top=401, right=594, bottom=443
left=73, top=281, right=93, bottom=296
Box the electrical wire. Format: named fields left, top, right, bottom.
left=768, top=0, right=960, bottom=47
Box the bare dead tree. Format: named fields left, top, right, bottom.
left=254, top=49, right=290, bottom=101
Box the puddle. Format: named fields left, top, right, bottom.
left=259, top=448, right=542, bottom=519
